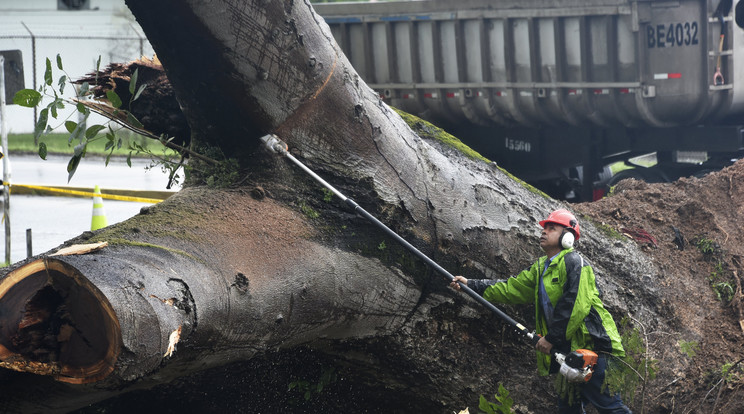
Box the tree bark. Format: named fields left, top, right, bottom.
left=0, top=1, right=664, bottom=413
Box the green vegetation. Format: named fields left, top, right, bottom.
left=478, top=383, right=514, bottom=414
left=693, top=236, right=736, bottom=303
left=679, top=340, right=700, bottom=359
left=718, top=360, right=744, bottom=384
left=593, top=221, right=626, bottom=241
left=703, top=359, right=744, bottom=412
left=392, top=107, right=489, bottom=163
left=200, top=157, right=239, bottom=188
left=90, top=237, right=203, bottom=263
left=696, top=237, right=717, bottom=255
left=299, top=201, right=320, bottom=219
left=8, top=132, right=170, bottom=158
left=11, top=54, right=183, bottom=183
left=288, top=366, right=337, bottom=404
left=709, top=267, right=735, bottom=303
left=603, top=317, right=658, bottom=406
left=391, top=107, right=551, bottom=199
left=496, top=166, right=551, bottom=199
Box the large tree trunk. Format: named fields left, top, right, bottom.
left=0, top=1, right=718, bottom=413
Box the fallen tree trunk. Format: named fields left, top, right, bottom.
left=0, top=0, right=710, bottom=413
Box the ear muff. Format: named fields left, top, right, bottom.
left=560, top=230, right=575, bottom=249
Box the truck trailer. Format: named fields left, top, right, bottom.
left=314, top=0, right=744, bottom=200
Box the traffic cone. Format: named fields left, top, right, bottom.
left=91, top=185, right=108, bottom=231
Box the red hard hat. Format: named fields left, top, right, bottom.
left=539, top=209, right=580, bottom=240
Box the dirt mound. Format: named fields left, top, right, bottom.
left=574, top=160, right=744, bottom=413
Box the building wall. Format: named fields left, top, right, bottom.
left=0, top=0, right=154, bottom=133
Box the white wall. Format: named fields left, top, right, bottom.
left=0, top=0, right=155, bottom=134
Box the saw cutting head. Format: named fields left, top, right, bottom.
left=259, top=134, right=288, bottom=155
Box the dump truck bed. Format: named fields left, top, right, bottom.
left=315, top=0, right=741, bottom=129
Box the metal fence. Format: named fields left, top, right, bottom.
left=0, top=22, right=154, bottom=132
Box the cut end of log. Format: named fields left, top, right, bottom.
left=0, top=258, right=121, bottom=384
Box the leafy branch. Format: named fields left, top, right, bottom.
left=12, top=54, right=216, bottom=183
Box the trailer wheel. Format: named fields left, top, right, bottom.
left=605, top=168, right=663, bottom=193
left=692, top=169, right=715, bottom=179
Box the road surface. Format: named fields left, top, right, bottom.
left=3, top=154, right=179, bottom=264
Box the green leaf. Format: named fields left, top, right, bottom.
left=58, top=75, right=67, bottom=94
left=12, top=89, right=42, bottom=107
left=79, top=81, right=90, bottom=96
left=126, top=152, right=132, bottom=167
left=129, top=68, right=139, bottom=95
left=56, top=54, right=63, bottom=70
left=106, top=90, right=122, bottom=108
left=85, top=124, right=106, bottom=139
left=67, top=154, right=82, bottom=182
left=133, top=83, right=147, bottom=102
left=67, top=144, right=86, bottom=182
left=44, top=58, right=53, bottom=86
left=68, top=122, right=84, bottom=144
left=73, top=142, right=86, bottom=158
left=76, top=102, right=86, bottom=113
left=38, top=142, right=48, bottom=160
left=479, top=395, right=496, bottom=414
left=65, top=121, right=78, bottom=134
left=34, top=108, right=49, bottom=141
left=126, top=112, right=144, bottom=128
left=49, top=99, right=63, bottom=118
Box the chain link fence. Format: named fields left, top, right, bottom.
left=1, top=19, right=154, bottom=133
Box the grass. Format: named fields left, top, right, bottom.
left=7, top=132, right=173, bottom=158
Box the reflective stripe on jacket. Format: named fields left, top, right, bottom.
left=477, top=249, right=625, bottom=376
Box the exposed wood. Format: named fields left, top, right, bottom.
left=0, top=1, right=644, bottom=411
left=50, top=242, right=109, bottom=257
left=0, top=1, right=741, bottom=413
left=0, top=258, right=120, bottom=384
left=73, top=56, right=191, bottom=149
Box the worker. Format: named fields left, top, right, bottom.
left=450, top=209, right=631, bottom=413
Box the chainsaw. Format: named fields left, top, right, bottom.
left=527, top=332, right=599, bottom=383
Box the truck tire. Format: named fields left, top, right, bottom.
left=606, top=168, right=664, bottom=191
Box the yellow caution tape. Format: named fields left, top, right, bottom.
left=2, top=182, right=164, bottom=204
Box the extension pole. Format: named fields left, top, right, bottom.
left=260, top=134, right=537, bottom=343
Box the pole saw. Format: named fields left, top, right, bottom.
left=260, top=134, right=597, bottom=383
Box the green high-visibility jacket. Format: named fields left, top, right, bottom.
left=475, top=249, right=625, bottom=376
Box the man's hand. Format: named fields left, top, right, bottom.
left=536, top=336, right=553, bottom=355
left=449, top=276, right=468, bottom=291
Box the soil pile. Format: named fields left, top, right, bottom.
left=574, top=160, right=744, bottom=413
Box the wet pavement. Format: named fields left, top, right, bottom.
left=2, top=154, right=179, bottom=264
